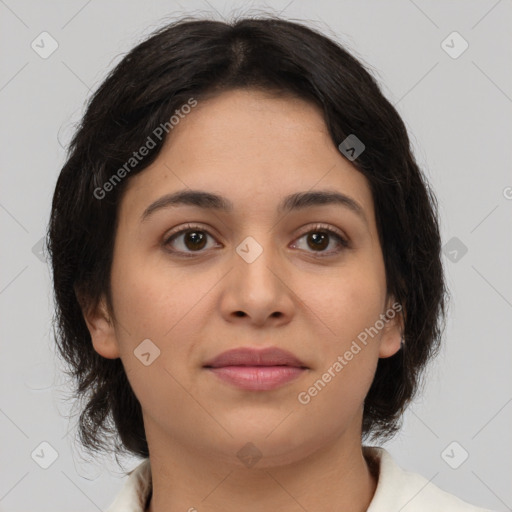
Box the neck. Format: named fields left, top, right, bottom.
left=145, top=419, right=377, bottom=512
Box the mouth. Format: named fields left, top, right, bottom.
left=203, top=346, right=309, bottom=391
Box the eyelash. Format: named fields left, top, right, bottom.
left=163, top=223, right=349, bottom=258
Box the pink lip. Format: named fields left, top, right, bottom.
left=206, top=366, right=306, bottom=390
left=203, top=347, right=308, bottom=391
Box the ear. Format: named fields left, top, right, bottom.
left=378, top=297, right=405, bottom=359
left=75, top=286, right=120, bottom=359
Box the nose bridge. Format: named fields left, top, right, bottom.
left=225, top=228, right=292, bottom=315
left=234, top=231, right=281, bottom=289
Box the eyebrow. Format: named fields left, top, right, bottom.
left=140, top=188, right=368, bottom=225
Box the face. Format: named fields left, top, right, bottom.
left=84, top=88, right=402, bottom=467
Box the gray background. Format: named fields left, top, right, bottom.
left=1, top=0, right=511, bottom=510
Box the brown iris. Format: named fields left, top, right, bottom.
left=307, top=232, right=329, bottom=251
left=184, top=231, right=207, bottom=251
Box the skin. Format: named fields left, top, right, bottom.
left=82, top=88, right=402, bottom=512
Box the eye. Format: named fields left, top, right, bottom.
left=163, top=224, right=219, bottom=257
left=162, top=223, right=349, bottom=258
left=292, top=223, right=349, bottom=257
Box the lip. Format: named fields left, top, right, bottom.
left=203, top=347, right=308, bottom=391
left=203, top=347, right=307, bottom=368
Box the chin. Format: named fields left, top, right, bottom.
left=206, top=424, right=320, bottom=468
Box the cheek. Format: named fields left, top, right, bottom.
left=299, top=261, right=386, bottom=345
left=110, top=271, right=171, bottom=338
left=295, top=323, right=379, bottom=445
left=109, top=248, right=220, bottom=370
left=108, top=257, right=199, bottom=407
left=295, top=259, right=386, bottom=410
left=110, top=240, right=192, bottom=334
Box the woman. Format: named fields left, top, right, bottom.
left=47, top=15, right=493, bottom=511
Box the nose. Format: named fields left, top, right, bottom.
left=219, top=236, right=295, bottom=327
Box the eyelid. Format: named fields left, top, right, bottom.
left=295, top=222, right=348, bottom=243
left=165, top=222, right=216, bottom=238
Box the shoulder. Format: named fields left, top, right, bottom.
left=364, top=447, right=495, bottom=512
left=105, top=458, right=152, bottom=512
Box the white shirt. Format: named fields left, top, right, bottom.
left=105, top=447, right=494, bottom=511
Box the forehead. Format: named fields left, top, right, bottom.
left=119, top=88, right=374, bottom=222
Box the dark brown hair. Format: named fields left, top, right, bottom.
left=47, top=14, right=448, bottom=459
